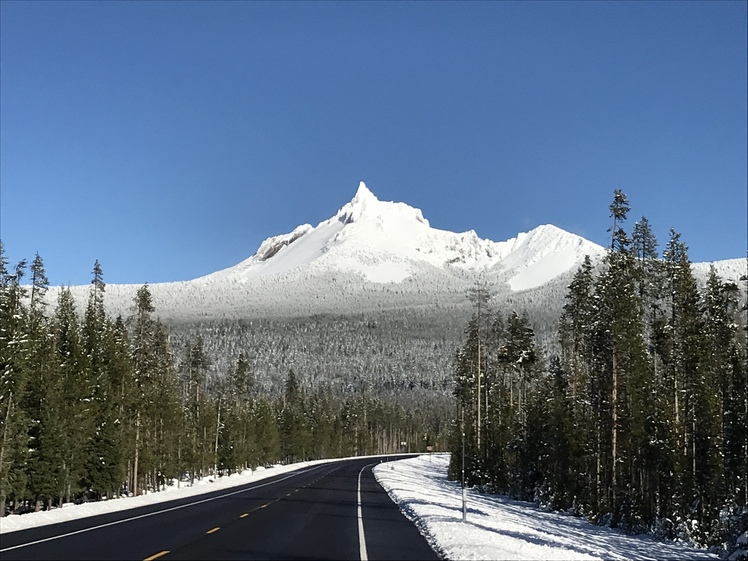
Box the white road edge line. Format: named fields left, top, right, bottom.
left=0, top=465, right=328, bottom=553
left=357, top=462, right=376, bottom=561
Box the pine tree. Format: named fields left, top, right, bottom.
left=0, top=249, right=31, bottom=513
left=701, top=267, right=743, bottom=542
left=631, top=216, right=662, bottom=323
left=466, top=283, right=490, bottom=455
left=129, top=284, right=158, bottom=495
left=253, top=397, right=280, bottom=466
left=498, top=311, right=539, bottom=497
left=0, top=250, right=28, bottom=431
left=43, top=287, right=88, bottom=508
left=280, top=369, right=308, bottom=463
left=28, top=253, right=49, bottom=313
left=609, top=189, right=631, bottom=252
left=220, top=353, right=256, bottom=472
left=80, top=262, right=132, bottom=499
left=449, top=314, right=483, bottom=486
left=589, top=190, right=650, bottom=522
left=180, top=335, right=211, bottom=482
left=525, top=356, right=578, bottom=509
left=148, top=320, right=183, bottom=488
left=661, top=228, right=717, bottom=539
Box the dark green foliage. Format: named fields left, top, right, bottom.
left=280, top=370, right=308, bottom=463
left=0, top=246, right=442, bottom=517
left=449, top=192, right=748, bottom=553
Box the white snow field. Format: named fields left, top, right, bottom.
left=1, top=454, right=719, bottom=561
left=371, top=454, right=718, bottom=561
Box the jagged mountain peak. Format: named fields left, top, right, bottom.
left=335, top=181, right=429, bottom=228
left=353, top=181, right=377, bottom=204
left=203, top=181, right=604, bottom=289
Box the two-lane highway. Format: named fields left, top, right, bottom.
left=0, top=455, right=439, bottom=560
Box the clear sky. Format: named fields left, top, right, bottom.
left=1, top=1, right=746, bottom=286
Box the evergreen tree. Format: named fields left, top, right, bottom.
left=253, top=397, right=280, bottom=466
left=632, top=216, right=658, bottom=263
left=280, top=369, right=308, bottom=463
left=525, top=356, right=578, bottom=509
left=498, top=311, right=539, bottom=497
left=661, top=229, right=703, bottom=519
left=180, top=335, right=211, bottom=482
left=129, top=284, right=159, bottom=495
left=45, top=287, right=88, bottom=508
left=20, top=271, right=60, bottom=511
left=81, top=261, right=125, bottom=499
left=28, top=253, right=49, bottom=313
left=219, top=353, right=256, bottom=472
left=449, top=313, right=483, bottom=486
left=0, top=249, right=31, bottom=513
left=148, top=320, right=183, bottom=488
left=608, top=189, right=631, bottom=252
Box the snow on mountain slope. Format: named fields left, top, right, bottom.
left=488, top=224, right=605, bottom=291
left=692, top=258, right=747, bottom=285
left=40, top=182, right=743, bottom=322
left=204, top=182, right=604, bottom=289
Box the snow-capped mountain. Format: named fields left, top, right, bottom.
left=203, top=182, right=604, bottom=291
left=44, top=181, right=743, bottom=323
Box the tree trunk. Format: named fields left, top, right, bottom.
left=611, top=351, right=618, bottom=508
left=0, top=394, right=12, bottom=516
left=133, top=410, right=141, bottom=496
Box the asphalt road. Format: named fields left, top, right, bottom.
left=0, top=455, right=440, bottom=561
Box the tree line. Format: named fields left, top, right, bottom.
left=0, top=246, right=442, bottom=515
left=450, top=190, right=747, bottom=552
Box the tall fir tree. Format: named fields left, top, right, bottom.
left=280, top=369, right=308, bottom=463
left=0, top=246, right=30, bottom=514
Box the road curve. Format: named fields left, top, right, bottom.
left=0, top=455, right=439, bottom=561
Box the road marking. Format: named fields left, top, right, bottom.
left=357, top=463, right=376, bottom=561
left=206, top=527, right=220, bottom=534
left=240, top=513, right=249, bottom=518
left=143, top=551, right=170, bottom=561
left=0, top=465, right=329, bottom=554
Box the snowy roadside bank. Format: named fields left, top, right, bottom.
left=0, top=460, right=330, bottom=535
left=373, top=453, right=720, bottom=561
left=0, top=453, right=730, bottom=560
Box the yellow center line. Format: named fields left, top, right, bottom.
left=143, top=551, right=170, bottom=561
left=240, top=513, right=249, bottom=518
left=207, top=527, right=220, bottom=534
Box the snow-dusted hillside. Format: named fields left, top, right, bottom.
left=43, top=182, right=743, bottom=324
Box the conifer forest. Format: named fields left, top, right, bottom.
left=449, top=191, right=747, bottom=551
left=1, top=191, right=746, bottom=554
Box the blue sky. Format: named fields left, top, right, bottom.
left=1, top=1, right=746, bottom=286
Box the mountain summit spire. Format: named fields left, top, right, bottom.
left=338, top=181, right=378, bottom=224
left=353, top=181, right=377, bottom=204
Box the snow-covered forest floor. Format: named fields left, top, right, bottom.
left=374, top=454, right=724, bottom=560
left=1, top=453, right=728, bottom=560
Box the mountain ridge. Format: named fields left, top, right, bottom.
left=40, top=182, right=744, bottom=323
left=202, top=181, right=606, bottom=290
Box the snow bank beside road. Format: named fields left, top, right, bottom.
left=0, top=462, right=321, bottom=535
left=373, top=453, right=718, bottom=561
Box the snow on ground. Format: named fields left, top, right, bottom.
left=372, top=454, right=719, bottom=561
left=0, top=461, right=331, bottom=535
left=0, top=453, right=720, bottom=561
